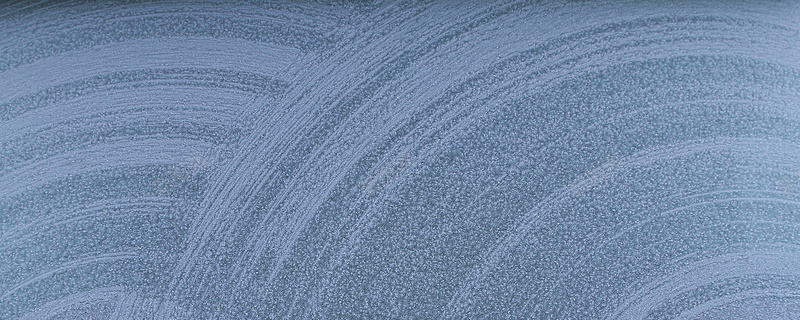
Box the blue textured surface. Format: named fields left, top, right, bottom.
left=2, top=1, right=800, bottom=319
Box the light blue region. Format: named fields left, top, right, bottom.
left=1, top=1, right=799, bottom=319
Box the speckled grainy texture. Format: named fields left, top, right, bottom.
left=2, top=1, right=800, bottom=319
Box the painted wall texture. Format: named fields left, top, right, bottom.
left=2, top=1, right=800, bottom=319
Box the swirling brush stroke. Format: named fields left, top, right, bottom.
left=2, top=1, right=800, bottom=319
